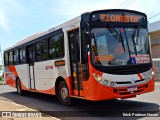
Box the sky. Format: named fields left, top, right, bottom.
left=0, top=0, right=160, bottom=57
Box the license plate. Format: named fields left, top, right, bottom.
left=127, top=86, right=137, bottom=92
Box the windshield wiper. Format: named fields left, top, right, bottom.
left=132, top=25, right=140, bottom=55
left=120, top=31, right=126, bottom=52
left=107, top=24, right=125, bottom=52
left=133, top=25, right=140, bottom=44
left=124, top=28, right=131, bottom=58
left=132, top=33, right=137, bottom=55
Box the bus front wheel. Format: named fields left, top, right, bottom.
left=58, top=81, right=71, bottom=106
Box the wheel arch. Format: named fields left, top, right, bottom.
left=55, top=76, right=72, bottom=106
left=55, top=76, right=66, bottom=96
left=55, top=76, right=72, bottom=96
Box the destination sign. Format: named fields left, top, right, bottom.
left=91, top=11, right=146, bottom=23
left=100, top=14, right=139, bottom=23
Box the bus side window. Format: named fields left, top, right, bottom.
left=49, top=32, right=64, bottom=59
left=4, top=53, right=9, bottom=66
left=35, top=41, right=41, bottom=61
left=19, top=48, right=26, bottom=64
left=13, top=50, right=19, bottom=65
left=9, top=51, right=13, bottom=65
left=41, top=39, right=48, bottom=60
left=35, top=39, right=48, bottom=61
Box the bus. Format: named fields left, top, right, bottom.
left=3, top=9, right=154, bottom=106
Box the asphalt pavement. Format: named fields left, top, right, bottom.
left=0, top=81, right=160, bottom=120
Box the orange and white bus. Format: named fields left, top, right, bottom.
left=3, top=9, right=154, bottom=105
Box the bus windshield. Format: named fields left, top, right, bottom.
left=91, top=27, right=151, bottom=66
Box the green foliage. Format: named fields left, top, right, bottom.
left=0, top=77, right=2, bottom=85
left=0, top=65, right=2, bottom=71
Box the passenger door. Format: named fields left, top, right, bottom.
left=27, top=44, right=35, bottom=90
left=68, top=28, right=83, bottom=96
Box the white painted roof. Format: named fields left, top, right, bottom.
left=4, top=16, right=160, bottom=51
left=148, top=20, right=160, bottom=45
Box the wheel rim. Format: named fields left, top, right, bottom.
left=61, top=85, right=69, bottom=101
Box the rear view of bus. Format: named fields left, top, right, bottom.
left=81, top=9, right=154, bottom=101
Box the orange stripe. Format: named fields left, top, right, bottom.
left=73, top=90, right=84, bottom=96
left=20, top=80, right=55, bottom=95
left=8, top=65, right=18, bottom=78
left=5, top=73, right=16, bottom=88
left=65, top=76, right=72, bottom=95
left=20, top=81, right=28, bottom=90
left=36, top=87, right=55, bottom=95
left=137, top=73, right=143, bottom=80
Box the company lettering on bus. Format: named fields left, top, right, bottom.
left=91, top=12, right=146, bottom=23
left=100, top=14, right=139, bottom=23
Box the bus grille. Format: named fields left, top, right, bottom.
left=115, top=79, right=145, bottom=84
left=113, top=84, right=148, bottom=95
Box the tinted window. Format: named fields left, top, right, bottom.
left=35, top=40, right=48, bottom=61
left=91, top=27, right=150, bottom=66
left=49, top=33, right=64, bottom=59
left=81, top=29, right=88, bottom=63
left=36, top=42, right=41, bottom=61
left=4, top=53, right=8, bottom=66
left=27, top=45, right=34, bottom=63
left=19, top=48, right=26, bottom=63
left=9, top=52, right=13, bottom=65
left=13, top=50, right=19, bottom=64
left=41, top=40, right=48, bottom=60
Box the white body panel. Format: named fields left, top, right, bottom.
left=16, top=64, right=30, bottom=88
left=34, top=60, right=57, bottom=90
left=11, top=21, right=81, bottom=91
left=95, top=69, right=152, bottom=87
left=29, top=66, right=34, bottom=89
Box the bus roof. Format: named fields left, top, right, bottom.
left=4, top=9, right=146, bottom=52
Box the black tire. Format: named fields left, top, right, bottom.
left=58, top=81, right=71, bottom=106
left=16, top=79, right=23, bottom=96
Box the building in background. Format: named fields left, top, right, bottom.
left=149, top=20, right=160, bottom=80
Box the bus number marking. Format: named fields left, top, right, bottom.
left=46, top=65, right=53, bottom=70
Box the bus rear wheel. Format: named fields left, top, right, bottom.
left=58, top=81, right=71, bottom=106
left=16, top=79, right=23, bottom=96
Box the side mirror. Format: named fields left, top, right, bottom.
left=85, top=32, right=90, bottom=45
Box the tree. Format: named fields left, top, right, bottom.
left=0, top=65, right=2, bottom=71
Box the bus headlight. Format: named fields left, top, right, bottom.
left=145, top=77, right=150, bottom=81
left=147, top=72, right=154, bottom=81
left=93, top=73, right=115, bottom=86
left=152, top=71, right=154, bottom=76
left=93, top=73, right=102, bottom=82
left=97, top=75, right=102, bottom=82
left=103, top=80, right=108, bottom=85
left=110, top=82, right=114, bottom=87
